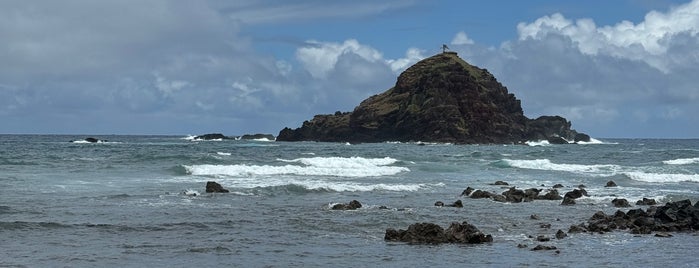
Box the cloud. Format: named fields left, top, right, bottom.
left=515, top=1, right=699, bottom=72
left=451, top=31, right=475, bottom=45
left=449, top=0, right=699, bottom=137
left=219, top=0, right=416, bottom=24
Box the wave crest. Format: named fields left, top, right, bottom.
left=498, top=158, right=620, bottom=174
left=184, top=156, right=409, bottom=178
left=663, top=157, right=699, bottom=165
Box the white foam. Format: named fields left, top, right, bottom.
left=525, top=140, right=550, bottom=146
left=502, top=158, right=620, bottom=175
left=624, top=172, right=699, bottom=183
left=278, top=156, right=400, bottom=168
left=252, top=138, right=274, bottom=142
left=182, top=135, right=197, bottom=141
left=663, top=157, right=699, bottom=165
left=216, top=152, right=231, bottom=156
left=185, top=163, right=408, bottom=178
left=172, top=175, right=439, bottom=192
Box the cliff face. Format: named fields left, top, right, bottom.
left=278, top=52, right=588, bottom=144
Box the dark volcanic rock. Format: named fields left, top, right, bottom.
left=385, top=221, right=492, bottom=244
left=605, top=180, right=618, bottom=187
left=331, top=200, right=362, bottom=210
left=84, top=137, right=100, bottom=143
left=278, top=52, right=588, bottom=144
left=572, top=199, right=699, bottom=235
left=205, top=181, right=229, bottom=193
left=461, top=187, right=475, bottom=196
left=531, top=245, right=558, bottom=251
left=636, top=198, right=658, bottom=206
left=491, top=180, right=509, bottom=186
left=240, top=133, right=275, bottom=140
left=194, top=133, right=229, bottom=140
left=612, top=198, right=631, bottom=208
left=538, top=189, right=563, bottom=200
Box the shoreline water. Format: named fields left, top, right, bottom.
left=1, top=135, right=697, bottom=267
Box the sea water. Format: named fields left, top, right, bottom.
left=1, top=135, right=698, bottom=267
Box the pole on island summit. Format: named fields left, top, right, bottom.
left=442, top=44, right=449, bottom=53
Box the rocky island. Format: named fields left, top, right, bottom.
left=278, top=52, right=589, bottom=144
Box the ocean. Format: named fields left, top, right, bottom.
left=1, top=135, right=698, bottom=267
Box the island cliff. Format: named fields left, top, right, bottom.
left=278, top=52, right=589, bottom=144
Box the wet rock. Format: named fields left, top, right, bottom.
left=530, top=214, right=540, bottom=220
left=491, top=181, right=509, bottom=186
left=573, top=199, right=699, bottom=235
left=517, top=244, right=528, bottom=248
left=577, top=184, right=586, bottom=189
left=491, top=194, right=507, bottom=203
left=655, top=232, right=673, bottom=238
left=605, top=180, right=618, bottom=187
left=385, top=221, right=492, bottom=244
left=501, top=187, right=541, bottom=203
left=434, top=201, right=445, bottom=207
left=470, top=190, right=494, bottom=199
left=555, top=229, right=567, bottom=239
left=332, top=200, right=362, bottom=210
left=563, top=189, right=588, bottom=199
left=568, top=224, right=587, bottom=233
left=612, top=198, right=631, bottom=208
left=531, top=245, right=557, bottom=251
left=461, top=187, right=475, bottom=196
left=539, top=223, right=552, bottom=229
left=447, top=200, right=463, bottom=208
left=636, top=198, right=658, bottom=206
left=538, top=189, right=563, bottom=200
left=205, top=181, right=229, bottom=193
left=552, top=184, right=564, bottom=188
left=561, top=197, right=576, bottom=205
left=194, top=133, right=230, bottom=140
left=536, top=235, right=550, bottom=242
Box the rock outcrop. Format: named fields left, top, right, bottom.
left=570, top=199, right=699, bottom=234
left=385, top=221, right=492, bottom=244
left=205, top=181, right=229, bottom=193
left=278, top=52, right=589, bottom=144
left=194, top=133, right=231, bottom=140
left=240, top=134, right=275, bottom=140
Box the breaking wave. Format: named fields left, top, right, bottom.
left=623, top=172, right=699, bottom=183
left=497, top=158, right=620, bottom=175
left=183, top=156, right=409, bottom=178
left=663, top=157, right=699, bottom=165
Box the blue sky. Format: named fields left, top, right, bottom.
left=1, top=0, right=698, bottom=138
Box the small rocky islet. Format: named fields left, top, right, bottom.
left=277, top=52, right=590, bottom=144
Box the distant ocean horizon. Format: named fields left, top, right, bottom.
left=2, top=134, right=697, bottom=267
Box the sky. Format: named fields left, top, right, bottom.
left=1, top=0, right=698, bottom=138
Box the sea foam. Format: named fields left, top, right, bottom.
left=623, top=172, right=699, bottom=183
left=663, top=157, right=699, bottom=165
left=184, top=156, right=409, bottom=178
left=501, top=158, right=620, bottom=175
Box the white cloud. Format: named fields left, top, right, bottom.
left=451, top=31, right=475, bottom=45
left=296, top=39, right=425, bottom=79
left=515, top=1, right=699, bottom=72
left=295, top=39, right=384, bottom=79
left=386, top=48, right=426, bottom=73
